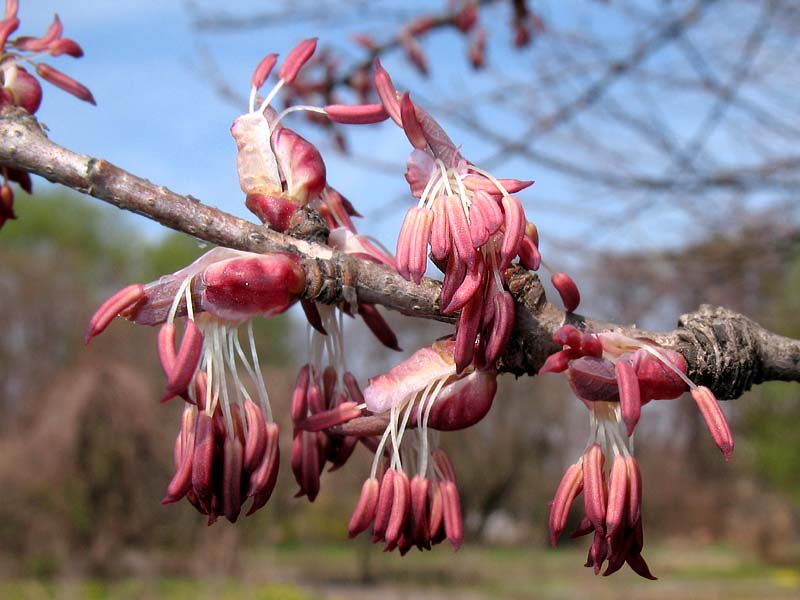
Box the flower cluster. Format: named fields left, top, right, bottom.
left=542, top=325, right=734, bottom=578
left=84, top=35, right=736, bottom=580
left=0, top=0, right=94, bottom=229
left=87, top=248, right=305, bottom=522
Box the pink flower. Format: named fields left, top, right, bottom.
left=341, top=341, right=497, bottom=553
left=543, top=325, right=734, bottom=578
left=87, top=248, right=306, bottom=521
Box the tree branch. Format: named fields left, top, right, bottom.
left=1, top=106, right=798, bottom=400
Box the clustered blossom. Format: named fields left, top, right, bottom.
left=0, top=0, right=94, bottom=229
left=82, top=35, right=736, bottom=580
left=542, top=325, right=734, bottom=578
left=87, top=248, right=305, bottom=522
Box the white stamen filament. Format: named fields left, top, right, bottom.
left=275, top=104, right=327, bottom=127
left=465, top=164, right=511, bottom=199
left=258, top=79, right=285, bottom=115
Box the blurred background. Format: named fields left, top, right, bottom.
left=1, top=1, right=799, bottom=598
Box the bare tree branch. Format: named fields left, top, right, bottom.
left=1, top=106, right=798, bottom=400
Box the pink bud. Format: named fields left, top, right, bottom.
left=156, top=322, right=177, bottom=376
left=551, top=272, right=580, bottom=313
left=278, top=37, right=317, bottom=84
left=446, top=193, right=476, bottom=267
left=245, top=193, right=298, bottom=232
left=201, top=253, right=306, bottom=321
left=430, top=197, right=450, bottom=262
left=423, top=368, right=497, bottom=431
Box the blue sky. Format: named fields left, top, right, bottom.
left=18, top=1, right=794, bottom=260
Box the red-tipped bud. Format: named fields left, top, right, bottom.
left=691, top=386, right=734, bottom=461
left=251, top=53, right=278, bottom=90
left=278, top=37, right=317, bottom=84
left=551, top=272, right=580, bottom=313
left=35, top=63, right=95, bottom=105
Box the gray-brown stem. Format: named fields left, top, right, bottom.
left=1, top=106, right=798, bottom=400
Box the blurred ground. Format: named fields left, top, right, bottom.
left=2, top=543, right=799, bottom=600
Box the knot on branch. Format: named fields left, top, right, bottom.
left=676, top=304, right=762, bottom=400
left=499, top=266, right=559, bottom=377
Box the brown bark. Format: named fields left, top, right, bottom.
left=1, top=106, right=798, bottom=400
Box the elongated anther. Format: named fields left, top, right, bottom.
left=548, top=463, right=583, bottom=547
left=373, top=468, right=396, bottom=541
left=243, top=399, right=268, bottom=474
left=395, top=206, right=419, bottom=281
left=430, top=198, right=450, bottom=261
left=499, top=195, right=525, bottom=268
left=484, top=291, right=515, bottom=365
left=691, top=386, right=734, bottom=461
left=298, top=401, right=362, bottom=432
left=357, top=303, right=401, bottom=351
left=157, top=322, right=177, bottom=376
left=162, top=407, right=197, bottom=505
left=278, top=37, right=317, bottom=84
left=85, top=284, right=144, bottom=343
left=348, top=478, right=380, bottom=538
left=454, top=289, right=483, bottom=373
left=625, top=456, right=642, bottom=529
left=373, top=58, right=402, bottom=126
left=384, top=471, right=410, bottom=545
left=324, top=103, right=389, bottom=124
left=343, top=372, right=365, bottom=405
left=162, top=320, right=203, bottom=403
left=400, top=92, right=427, bottom=149
left=191, top=413, right=215, bottom=511
left=615, top=360, right=641, bottom=436
left=251, top=53, right=278, bottom=90
left=604, top=455, right=629, bottom=547
left=428, top=481, right=444, bottom=540
left=246, top=423, right=280, bottom=515
left=48, top=37, right=83, bottom=58
left=291, top=364, right=311, bottom=423
left=446, top=194, right=476, bottom=267
left=582, top=444, right=606, bottom=535
left=441, top=480, right=464, bottom=551
left=462, top=175, right=534, bottom=195
left=442, top=252, right=484, bottom=314
left=36, top=63, right=96, bottom=105
left=409, top=208, right=433, bottom=284
left=222, top=435, right=244, bottom=523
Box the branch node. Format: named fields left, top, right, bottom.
left=676, top=304, right=762, bottom=399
